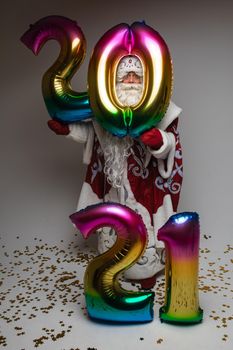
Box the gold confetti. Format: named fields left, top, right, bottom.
left=0, top=236, right=232, bottom=346
left=156, top=338, right=164, bottom=344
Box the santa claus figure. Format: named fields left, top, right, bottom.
left=115, top=56, right=143, bottom=106
left=48, top=56, right=183, bottom=289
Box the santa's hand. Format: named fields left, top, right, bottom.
left=47, top=120, right=70, bottom=135
left=140, top=128, right=163, bottom=150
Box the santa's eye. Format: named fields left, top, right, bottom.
left=115, top=55, right=144, bottom=107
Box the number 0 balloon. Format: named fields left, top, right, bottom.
left=88, top=21, right=172, bottom=137
left=70, top=203, right=155, bottom=323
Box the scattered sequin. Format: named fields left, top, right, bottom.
left=0, top=234, right=232, bottom=347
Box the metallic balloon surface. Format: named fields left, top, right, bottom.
left=88, top=21, right=173, bottom=137
left=21, top=16, right=93, bottom=123
left=70, top=203, right=154, bottom=323
left=158, top=212, right=203, bottom=324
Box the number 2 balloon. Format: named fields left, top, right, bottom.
left=70, top=203, right=155, bottom=323
left=21, top=16, right=173, bottom=137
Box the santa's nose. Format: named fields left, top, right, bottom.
left=128, top=73, right=135, bottom=82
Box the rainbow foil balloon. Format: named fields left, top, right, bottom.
left=70, top=203, right=155, bottom=323
left=21, top=16, right=93, bottom=123
left=88, top=21, right=172, bottom=137
left=158, top=212, right=203, bottom=324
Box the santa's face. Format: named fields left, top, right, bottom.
left=116, top=70, right=143, bottom=107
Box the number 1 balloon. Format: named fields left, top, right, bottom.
left=158, top=212, right=203, bottom=324
left=70, top=203, right=155, bottom=323
left=21, top=16, right=173, bottom=136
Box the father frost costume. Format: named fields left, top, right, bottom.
left=49, top=56, right=183, bottom=287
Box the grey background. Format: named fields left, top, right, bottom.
left=1, top=0, right=233, bottom=245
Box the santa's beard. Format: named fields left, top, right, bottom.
left=116, top=82, right=143, bottom=106
left=103, top=132, right=133, bottom=188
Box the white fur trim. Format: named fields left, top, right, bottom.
left=158, top=100, right=182, bottom=131
left=92, top=119, right=107, bottom=151
left=67, top=122, right=94, bottom=165
left=67, top=123, right=90, bottom=143
left=158, top=143, right=175, bottom=178
left=150, top=132, right=176, bottom=179
left=153, top=194, right=175, bottom=248
left=83, top=127, right=95, bottom=165
left=77, top=182, right=102, bottom=211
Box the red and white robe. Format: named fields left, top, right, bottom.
left=67, top=101, right=183, bottom=279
